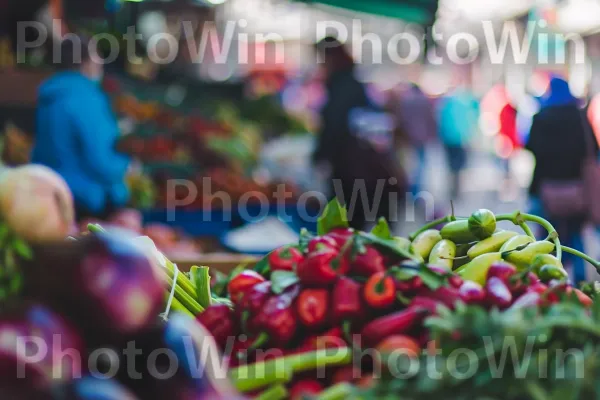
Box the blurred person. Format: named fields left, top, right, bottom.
left=436, top=85, right=479, bottom=200
left=32, top=36, right=131, bottom=220
left=387, top=82, right=437, bottom=194
left=526, top=77, right=597, bottom=283
left=313, top=37, right=406, bottom=231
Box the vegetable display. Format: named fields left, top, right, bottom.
left=196, top=200, right=600, bottom=399
left=2, top=164, right=600, bottom=399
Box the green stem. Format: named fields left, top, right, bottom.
left=87, top=223, right=106, bottom=234
left=317, top=383, right=355, bottom=400
left=561, top=246, right=600, bottom=272
left=163, top=272, right=204, bottom=315
left=165, top=260, right=197, bottom=299
left=190, top=266, right=212, bottom=308
left=409, top=215, right=461, bottom=241
left=230, top=347, right=352, bottom=393
left=255, top=384, right=288, bottom=400
left=166, top=296, right=194, bottom=318
left=496, top=212, right=562, bottom=260
left=518, top=222, right=535, bottom=239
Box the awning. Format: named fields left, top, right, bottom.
left=295, top=0, right=438, bottom=25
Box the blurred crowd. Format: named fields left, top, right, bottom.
left=312, top=38, right=599, bottom=283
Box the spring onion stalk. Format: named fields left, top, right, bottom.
left=166, top=295, right=195, bottom=318
left=87, top=223, right=106, bottom=234
left=164, top=260, right=197, bottom=299
left=190, top=265, right=212, bottom=308
left=317, top=383, right=356, bottom=400
left=255, top=384, right=288, bottom=400
left=230, top=347, right=352, bottom=393
left=163, top=272, right=204, bottom=315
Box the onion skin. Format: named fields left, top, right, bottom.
left=113, top=315, right=238, bottom=400
left=0, top=304, right=83, bottom=389
left=23, top=230, right=164, bottom=346
left=0, top=165, right=74, bottom=242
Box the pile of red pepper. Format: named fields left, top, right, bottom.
left=196, top=204, right=597, bottom=399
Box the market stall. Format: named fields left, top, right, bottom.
left=0, top=164, right=599, bottom=399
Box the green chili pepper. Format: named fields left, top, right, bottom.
left=428, top=239, right=456, bottom=270
left=441, top=220, right=478, bottom=244
left=538, top=265, right=569, bottom=282
left=468, top=209, right=497, bottom=240
left=410, top=229, right=442, bottom=260
left=392, top=236, right=411, bottom=253
left=456, top=252, right=503, bottom=285
left=531, top=254, right=564, bottom=275
left=467, top=231, right=518, bottom=260
left=499, top=234, right=535, bottom=253
left=503, top=241, right=555, bottom=269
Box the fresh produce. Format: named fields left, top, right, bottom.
left=467, top=208, right=496, bottom=239
left=0, top=165, right=74, bottom=242
left=410, top=229, right=442, bottom=259
left=428, top=239, right=456, bottom=269
left=296, top=289, right=329, bottom=330
left=268, top=247, right=304, bottom=272
left=228, top=271, right=266, bottom=304
left=466, top=230, right=517, bottom=259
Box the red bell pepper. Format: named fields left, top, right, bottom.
left=351, top=246, right=385, bottom=277
left=239, top=281, right=272, bottom=334
left=300, top=327, right=347, bottom=352
left=395, top=276, right=424, bottom=296
left=410, top=296, right=443, bottom=314
left=458, top=281, right=486, bottom=305
left=196, top=304, right=237, bottom=351
left=326, top=227, right=354, bottom=248
left=268, top=247, right=304, bottom=272
left=296, top=248, right=349, bottom=286
left=485, top=277, right=513, bottom=309
left=364, top=272, right=395, bottom=309
left=360, top=306, right=428, bottom=347
left=448, top=275, right=464, bottom=289
left=331, top=366, right=361, bottom=384
left=332, top=277, right=364, bottom=324
left=308, top=236, right=339, bottom=253
left=252, top=286, right=300, bottom=348
left=487, top=262, right=517, bottom=283
left=375, top=335, right=421, bottom=358
left=227, top=270, right=266, bottom=304
left=420, top=286, right=461, bottom=309
left=296, top=289, right=329, bottom=330
left=289, top=380, right=324, bottom=400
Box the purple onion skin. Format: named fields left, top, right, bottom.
left=0, top=305, right=84, bottom=389
left=23, top=231, right=165, bottom=347
left=112, top=315, right=236, bottom=400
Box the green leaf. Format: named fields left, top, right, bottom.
left=317, top=198, right=349, bottom=236
left=357, top=232, right=418, bottom=262
left=252, top=255, right=271, bottom=276
left=371, top=217, right=393, bottom=240
left=11, top=238, right=32, bottom=260
left=270, top=271, right=299, bottom=295
left=418, top=264, right=445, bottom=290
left=394, top=268, right=419, bottom=281
left=298, top=228, right=314, bottom=253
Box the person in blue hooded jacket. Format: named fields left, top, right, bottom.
left=32, top=37, right=130, bottom=219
